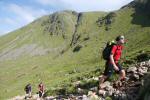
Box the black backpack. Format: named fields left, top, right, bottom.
left=102, top=41, right=116, bottom=60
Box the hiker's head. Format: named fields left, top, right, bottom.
left=116, top=35, right=125, bottom=44
left=39, top=82, right=43, bottom=85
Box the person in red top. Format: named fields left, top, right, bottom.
left=99, top=35, right=126, bottom=88
left=38, top=82, right=45, bottom=98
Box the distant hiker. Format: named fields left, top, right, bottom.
left=38, top=82, right=45, bottom=98
left=24, top=83, right=32, bottom=99
left=99, top=35, right=126, bottom=88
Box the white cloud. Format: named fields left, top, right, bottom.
left=8, top=4, right=48, bottom=23
left=0, top=18, right=16, bottom=25
left=0, top=17, right=18, bottom=35
left=8, top=4, right=43, bottom=23
left=36, top=0, right=58, bottom=5
left=0, top=3, right=48, bottom=35
left=36, top=0, right=69, bottom=10
left=0, top=29, right=12, bottom=36
left=8, top=4, right=35, bottom=22
left=35, top=0, right=133, bottom=11
left=5, top=18, right=16, bottom=25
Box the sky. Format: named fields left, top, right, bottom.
left=0, top=0, right=133, bottom=36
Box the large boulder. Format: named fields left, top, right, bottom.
left=127, top=66, right=137, bottom=73
left=99, top=81, right=111, bottom=89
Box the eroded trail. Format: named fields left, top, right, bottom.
left=9, top=60, right=150, bottom=100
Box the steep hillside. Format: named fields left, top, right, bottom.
left=0, top=0, right=150, bottom=99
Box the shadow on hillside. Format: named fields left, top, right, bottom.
left=131, top=2, right=150, bottom=27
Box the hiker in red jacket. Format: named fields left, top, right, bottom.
left=38, top=82, right=45, bottom=98
left=99, top=35, right=126, bottom=88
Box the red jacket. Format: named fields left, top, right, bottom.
left=111, top=44, right=123, bottom=63
left=39, top=84, right=44, bottom=92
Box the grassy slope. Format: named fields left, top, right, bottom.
left=0, top=6, right=150, bottom=99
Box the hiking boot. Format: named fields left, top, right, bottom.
left=121, top=77, right=129, bottom=82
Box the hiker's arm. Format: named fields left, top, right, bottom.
left=110, top=54, right=119, bottom=71
left=110, top=45, right=119, bottom=71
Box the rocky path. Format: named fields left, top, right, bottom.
left=9, top=60, right=150, bottom=100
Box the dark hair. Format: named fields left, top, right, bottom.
left=115, top=35, right=124, bottom=41
left=115, top=37, right=120, bottom=41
